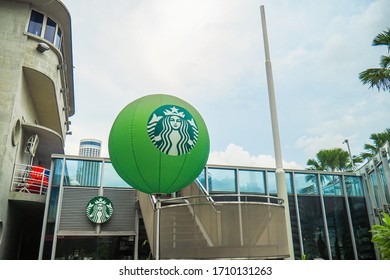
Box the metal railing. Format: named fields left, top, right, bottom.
left=138, top=182, right=289, bottom=260
left=11, top=163, right=50, bottom=195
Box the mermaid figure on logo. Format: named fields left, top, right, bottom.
left=86, top=197, right=113, bottom=224
left=147, top=106, right=198, bottom=156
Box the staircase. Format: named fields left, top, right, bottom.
left=137, top=182, right=290, bottom=259
left=159, top=202, right=210, bottom=258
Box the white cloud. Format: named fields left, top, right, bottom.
left=62, top=0, right=390, bottom=169
left=208, top=143, right=303, bottom=169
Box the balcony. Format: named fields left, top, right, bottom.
left=21, top=123, right=64, bottom=167
left=23, top=67, right=63, bottom=137
left=9, top=164, right=50, bottom=203
left=138, top=181, right=289, bottom=260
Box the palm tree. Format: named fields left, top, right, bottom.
left=361, top=128, right=390, bottom=160
left=306, top=148, right=352, bottom=172
left=359, top=28, right=390, bottom=92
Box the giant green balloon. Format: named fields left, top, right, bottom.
left=108, top=94, right=210, bottom=194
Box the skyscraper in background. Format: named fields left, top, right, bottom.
left=77, top=139, right=102, bottom=186
left=79, top=139, right=102, bottom=157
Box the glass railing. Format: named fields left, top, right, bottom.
left=199, top=165, right=364, bottom=197
left=51, top=155, right=131, bottom=188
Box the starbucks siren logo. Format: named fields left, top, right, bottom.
left=86, top=196, right=113, bottom=224
left=147, top=105, right=198, bottom=156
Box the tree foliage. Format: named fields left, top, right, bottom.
left=359, top=28, right=390, bottom=92
left=370, top=213, right=390, bottom=260
left=361, top=128, right=390, bottom=160
left=306, top=148, right=352, bottom=172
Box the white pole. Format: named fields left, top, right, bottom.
left=343, top=139, right=355, bottom=170
left=260, top=5, right=294, bottom=259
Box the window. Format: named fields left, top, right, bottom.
left=321, top=175, right=343, bottom=196
left=44, top=17, right=56, bottom=43
left=266, top=171, right=294, bottom=195
left=208, top=168, right=236, bottom=193
left=27, top=10, right=62, bottom=49
left=27, top=10, right=44, bottom=36
left=55, top=27, right=62, bottom=49
left=345, top=176, right=363, bottom=196
left=239, top=170, right=265, bottom=194
left=294, top=173, right=319, bottom=195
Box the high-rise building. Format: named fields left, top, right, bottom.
left=77, top=139, right=102, bottom=186
left=0, top=0, right=75, bottom=259
left=79, top=139, right=102, bottom=157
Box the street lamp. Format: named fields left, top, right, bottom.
left=343, top=139, right=355, bottom=170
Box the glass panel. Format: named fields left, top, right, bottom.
left=369, top=172, right=382, bottom=207
left=267, top=171, right=276, bottom=195
left=323, top=197, right=354, bottom=259
left=102, top=162, right=131, bottom=188
left=297, top=196, right=328, bottom=259
left=197, top=168, right=207, bottom=189
left=44, top=17, right=56, bottom=43
left=51, top=158, right=63, bottom=186
left=55, top=27, right=62, bottom=49
left=345, top=176, right=363, bottom=196
left=238, top=170, right=265, bottom=194
left=348, top=197, right=376, bottom=259
left=286, top=172, right=294, bottom=194
left=288, top=195, right=301, bottom=259
left=208, top=168, right=236, bottom=193
left=266, top=171, right=293, bottom=195
left=27, top=10, right=44, bottom=36
left=379, top=165, right=390, bottom=203
left=63, top=159, right=101, bottom=187
left=55, top=236, right=134, bottom=260
left=294, top=173, right=319, bottom=195
left=321, top=175, right=343, bottom=196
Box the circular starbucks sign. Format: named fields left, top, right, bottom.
left=108, top=94, right=210, bottom=194
left=86, top=196, right=114, bottom=224
left=147, top=105, right=198, bottom=156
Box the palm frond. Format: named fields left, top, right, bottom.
left=379, top=55, right=390, bottom=68
left=372, top=28, right=390, bottom=52
left=359, top=68, right=390, bottom=92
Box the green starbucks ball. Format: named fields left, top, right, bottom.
left=108, top=94, right=210, bottom=194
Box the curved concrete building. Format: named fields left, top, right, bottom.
left=0, top=0, right=74, bottom=259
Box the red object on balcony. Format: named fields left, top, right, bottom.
left=26, top=165, right=48, bottom=193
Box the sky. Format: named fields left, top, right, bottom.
left=61, top=0, right=390, bottom=170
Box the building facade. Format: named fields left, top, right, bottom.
left=38, top=147, right=390, bottom=260
left=0, top=0, right=74, bottom=259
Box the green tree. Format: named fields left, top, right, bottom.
left=360, top=128, right=390, bottom=160
left=370, top=213, right=390, bottom=260
left=306, top=148, right=352, bottom=172
left=359, top=28, right=390, bottom=92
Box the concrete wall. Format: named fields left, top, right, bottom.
left=0, top=0, right=72, bottom=259
left=0, top=0, right=30, bottom=259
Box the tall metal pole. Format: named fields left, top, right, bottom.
left=260, top=5, right=294, bottom=259
left=343, top=139, right=355, bottom=170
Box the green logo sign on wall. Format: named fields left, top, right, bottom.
left=86, top=196, right=114, bottom=224
left=108, top=94, right=210, bottom=194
